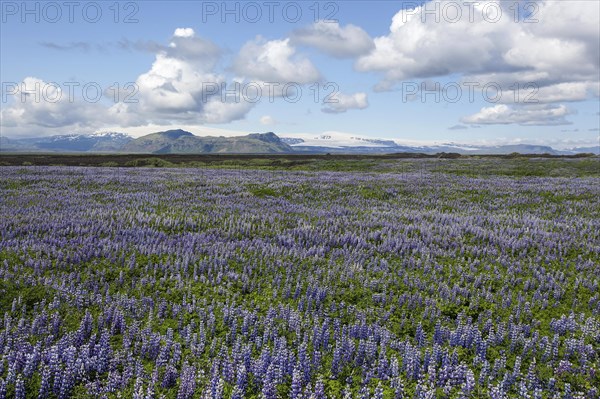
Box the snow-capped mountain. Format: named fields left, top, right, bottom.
left=1, top=132, right=133, bottom=152
left=281, top=132, right=598, bottom=155
left=282, top=132, right=397, bottom=148
left=1, top=130, right=597, bottom=155
left=567, top=146, right=600, bottom=155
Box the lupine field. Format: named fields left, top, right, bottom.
left=0, top=161, right=599, bottom=399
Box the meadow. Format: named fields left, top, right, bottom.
left=0, top=159, right=598, bottom=398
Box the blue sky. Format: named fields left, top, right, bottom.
left=1, top=0, right=599, bottom=148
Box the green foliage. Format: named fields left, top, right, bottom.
left=248, top=185, right=280, bottom=198
left=99, top=161, right=120, bottom=167
left=125, top=157, right=175, bottom=167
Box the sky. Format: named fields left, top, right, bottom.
left=1, top=0, right=599, bottom=148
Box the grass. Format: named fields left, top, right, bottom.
left=1, top=154, right=598, bottom=177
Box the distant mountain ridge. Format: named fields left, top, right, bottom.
left=0, top=132, right=132, bottom=153
left=1, top=130, right=598, bottom=155
left=120, top=130, right=292, bottom=154
left=283, top=134, right=599, bottom=155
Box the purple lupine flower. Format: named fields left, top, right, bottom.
left=314, top=377, right=326, bottom=399
left=231, top=386, right=243, bottom=399
left=359, top=384, right=370, bottom=399
left=235, top=364, right=247, bottom=395
left=0, top=377, right=5, bottom=399
left=518, top=381, right=530, bottom=399
left=462, top=368, right=475, bottom=395
left=331, top=340, right=342, bottom=377
left=261, top=363, right=277, bottom=399
left=38, top=366, right=51, bottom=399
left=373, top=382, right=384, bottom=399
left=15, top=374, right=25, bottom=399
left=145, top=381, right=155, bottom=399
left=290, top=365, right=302, bottom=399
left=133, top=376, right=144, bottom=399
left=415, top=323, right=426, bottom=348
left=564, top=383, right=572, bottom=399
left=392, top=377, right=405, bottom=399
left=489, top=384, right=506, bottom=399
left=176, top=363, right=196, bottom=399
left=162, top=363, right=178, bottom=389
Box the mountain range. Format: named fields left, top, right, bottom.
left=120, top=130, right=291, bottom=154
left=1, top=130, right=598, bottom=155
left=0, top=132, right=132, bottom=153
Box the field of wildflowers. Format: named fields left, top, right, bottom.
left=0, top=163, right=598, bottom=398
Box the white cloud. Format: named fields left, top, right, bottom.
left=357, top=0, right=513, bottom=88
left=165, top=31, right=221, bottom=63
left=135, top=53, right=222, bottom=114
left=173, top=28, right=195, bottom=38
left=321, top=92, right=369, bottom=114
left=201, top=99, right=255, bottom=124
left=260, top=115, right=277, bottom=125
left=0, top=77, right=142, bottom=136
left=461, top=104, right=574, bottom=126
left=498, top=81, right=600, bottom=104
left=291, top=21, right=374, bottom=58
left=232, top=37, right=321, bottom=84
left=1, top=28, right=257, bottom=137
left=354, top=0, right=598, bottom=126
left=356, top=0, right=600, bottom=103
left=112, top=35, right=260, bottom=129
left=133, top=28, right=226, bottom=117
left=109, top=28, right=256, bottom=125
